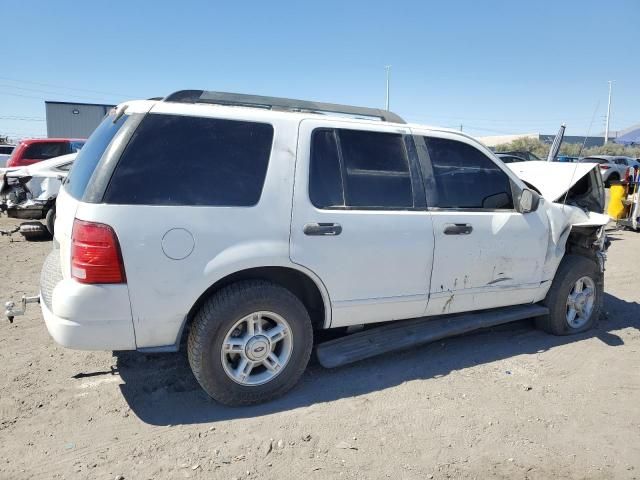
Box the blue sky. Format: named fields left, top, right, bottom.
left=2, top=0, right=638, bottom=140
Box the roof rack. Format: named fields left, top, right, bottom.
left=163, top=90, right=406, bottom=124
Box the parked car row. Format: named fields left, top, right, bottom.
left=0, top=137, right=83, bottom=238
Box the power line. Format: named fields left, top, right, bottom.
left=0, top=84, right=122, bottom=102
left=0, top=75, right=139, bottom=98
left=0, top=116, right=45, bottom=122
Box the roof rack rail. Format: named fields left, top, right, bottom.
left=163, top=90, right=406, bottom=124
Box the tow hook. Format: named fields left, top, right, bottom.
left=5, top=295, right=40, bottom=323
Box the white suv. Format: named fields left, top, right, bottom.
left=16, top=90, right=610, bottom=405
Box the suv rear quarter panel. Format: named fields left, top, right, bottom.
left=75, top=107, right=303, bottom=348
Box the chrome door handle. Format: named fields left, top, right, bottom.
left=303, top=223, right=342, bottom=236
left=444, top=223, right=473, bottom=235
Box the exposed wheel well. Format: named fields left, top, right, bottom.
left=180, top=267, right=327, bottom=347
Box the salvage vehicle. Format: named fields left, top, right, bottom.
left=5, top=91, right=610, bottom=406
left=0, top=153, right=76, bottom=238
left=6, top=138, right=84, bottom=168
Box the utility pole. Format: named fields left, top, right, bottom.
left=385, top=65, right=391, bottom=111
left=604, top=80, right=613, bottom=143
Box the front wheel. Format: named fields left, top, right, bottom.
left=187, top=281, right=313, bottom=406
left=536, top=255, right=602, bottom=335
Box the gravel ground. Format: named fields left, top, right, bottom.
left=0, top=215, right=639, bottom=480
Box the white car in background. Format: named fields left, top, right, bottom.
left=579, top=155, right=636, bottom=187
left=0, top=144, right=15, bottom=168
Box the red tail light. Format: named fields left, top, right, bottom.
left=600, top=165, right=610, bottom=170
left=71, top=219, right=126, bottom=284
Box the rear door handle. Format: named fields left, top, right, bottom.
left=444, top=223, right=473, bottom=235
left=303, top=223, right=342, bottom=236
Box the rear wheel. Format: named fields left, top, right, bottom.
left=187, top=280, right=313, bottom=406
left=536, top=255, right=602, bottom=335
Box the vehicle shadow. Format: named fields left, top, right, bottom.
left=114, top=292, right=639, bottom=426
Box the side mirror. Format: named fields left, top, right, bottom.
left=519, top=188, right=540, bottom=213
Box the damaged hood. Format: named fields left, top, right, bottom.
left=507, top=161, right=598, bottom=202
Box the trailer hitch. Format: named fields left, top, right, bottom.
left=5, top=295, right=40, bottom=323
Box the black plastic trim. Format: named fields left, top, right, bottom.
left=164, top=89, right=406, bottom=124
left=82, top=113, right=146, bottom=204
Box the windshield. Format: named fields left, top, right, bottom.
left=64, top=111, right=127, bottom=200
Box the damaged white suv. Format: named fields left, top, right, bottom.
left=10, top=90, right=609, bottom=405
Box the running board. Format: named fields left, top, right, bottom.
left=316, top=304, right=549, bottom=369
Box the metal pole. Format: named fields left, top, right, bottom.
left=605, top=80, right=612, bottom=143
left=385, top=66, right=391, bottom=111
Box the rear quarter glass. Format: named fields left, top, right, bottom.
left=102, top=114, right=274, bottom=206
left=64, top=112, right=129, bottom=200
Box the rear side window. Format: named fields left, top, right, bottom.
left=104, top=114, right=273, bottom=206
left=24, top=142, right=68, bottom=160
left=309, top=128, right=414, bottom=209
left=425, top=137, right=513, bottom=209
left=65, top=111, right=127, bottom=200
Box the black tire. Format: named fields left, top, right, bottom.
left=45, top=207, right=55, bottom=237
left=19, top=221, right=49, bottom=241
left=187, top=280, right=313, bottom=406
left=536, top=255, right=602, bottom=335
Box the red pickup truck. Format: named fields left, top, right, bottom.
left=6, top=138, right=85, bottom=168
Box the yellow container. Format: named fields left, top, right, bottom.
left=608, top=184, right=626, bottom=219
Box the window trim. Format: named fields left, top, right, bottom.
left=308, top=127, right=426, bottom=211
left=416, top=133, right=520, bottom=212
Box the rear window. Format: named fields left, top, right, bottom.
left=65, top=111, right=127, bottom=200
left=309, top=128, right=414, bottom=209
left=23, top=142, right=67, bottom=160
left=103, top=114, right=274, bottom=206
left=0, top=146, right=13, bottom=154
left=580, top=157, right=608, bottom=164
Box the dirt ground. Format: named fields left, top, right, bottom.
left=0, top=215, right=639, bottom=480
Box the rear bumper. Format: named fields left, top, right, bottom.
left=40, top=250, right=136, bottom=351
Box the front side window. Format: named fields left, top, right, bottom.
left=425, top=137, right=513, bottom=209
left=309, top=128, right=414, bottom=209
left=104, top=114, right=274, bottom=206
